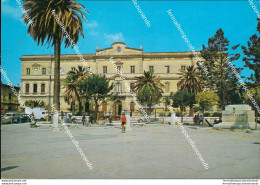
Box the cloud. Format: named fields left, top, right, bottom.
left=85, top=21, right=98, bottom=28
left=2, top=3, right=23, bottom=21
left=104, top=33, right=124, bottom=44
left=89, top=30, right=98, bottom=36
left=84, top=21, right=99, bottom=36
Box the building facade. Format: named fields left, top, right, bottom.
left=1, top=82, right=20, bottom=114
left=20, top=41, right=196, bottom=117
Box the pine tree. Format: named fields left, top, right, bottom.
left=200, top=28, right=242, bottom=110
left=241, top=18, right=260, bottom=87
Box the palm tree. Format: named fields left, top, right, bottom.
left=25, top=100, right=45, bottom=108
left=177, top=65, right=201, bottom=94
left=177, top=66, right=201, bottom=116
left=68, top=66, right=89, bottom=84
left=134, top=71, right=164, bottom=115
left=63, top=75, right=79, bottom=116
left=64, top=66, right=89, bottom=115
left=22, top=0, right=88, bottom=111
left=134, top=71, right=164, bottom=94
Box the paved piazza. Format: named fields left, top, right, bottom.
left=1, top=123, right=260, bottom=179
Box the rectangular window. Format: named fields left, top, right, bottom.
left=26, top=68, right=30, bottom=75
left=181, top=66, right=186, bottom=70
left=71, top=67, right=75, bottom=71
left=42, top=68, right=46, bottom=75
left=114, top=82, right=122, bottom=93
left=117, top=66, right=121, bottom=73
left=33, top=84, right=37, bottom=93
left=130, top=83, right=135, bottom=92
left=165, top=83, right=170, bottom=92
left=34, top=68, right=39, bottom=75
left=165, top=66, right=170, bottom=73
left=41, top=84, right=45, bottom=93
left=25, top=84, right=29, bottom=93
left=103, top=66, right=107, bottom=74
left=130, top=102, right=135, bottom=112
left=130, top=66, right=135, bottom=73
left=149, top=66, right=154, bottom=73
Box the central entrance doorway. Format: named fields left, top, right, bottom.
left=113, top=100, right=122, bottom=119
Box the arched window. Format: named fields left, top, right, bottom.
left=102, top=102, right=107, bottom=112
left=130, top=101, right=135, bottom=112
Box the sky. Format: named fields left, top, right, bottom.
left=1, top=0, right=260, bottom=86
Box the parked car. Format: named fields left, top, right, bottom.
left=2, top=112, right=21, bottom=124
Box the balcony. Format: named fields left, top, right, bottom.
left=111, top=92, right=133, bottom=97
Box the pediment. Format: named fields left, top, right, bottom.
left=96, top=41, right=143, bottom=56
left=32, top=63, right=41, bottom=68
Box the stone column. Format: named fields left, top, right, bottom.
left=125, top=111, right=132, bottom=130
left=52, top=111, right=59, bottom=129
left=171, top=112, right=176, bottom=125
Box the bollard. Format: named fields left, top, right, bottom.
left=19, top=116, right=21, bottom=124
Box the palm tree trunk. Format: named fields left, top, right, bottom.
left=94, top=98, right=99, bottom=124
left=53, top=38, right=61, bottom=111
left=79, top=101, right=82, bottom=115
left=75, top=92, right=82, bottom=115
left=72, top=102, right=75, bottom=116
left=181, top=111, right=183, bottom=123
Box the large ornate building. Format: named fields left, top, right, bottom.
left=20, top=41, right=196, bottom=117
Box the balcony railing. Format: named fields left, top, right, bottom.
left=111, top=92, right=132, bottom=96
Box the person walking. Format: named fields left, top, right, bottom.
left=199, top=114, right=204, bottom=125
left=82, top=115, right=86, bottom=126
left=61, top=111, right=64, bottom=121
left=121, top=113, right=127, bottom=133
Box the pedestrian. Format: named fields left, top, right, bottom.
left=89, top=114, right=93, bottom=124
left=199, top=114, right=203, bottom=125
left=121, top=113, right=127, bottom=133
left=109, top=113, right=112, bottom=123
left=196, top=113, right=200, bottom=124
left=82, top=115, right=86, bottom=126
left=61, top=111, right=64, bottom=121
left=193, top=114, right=197, bottom=124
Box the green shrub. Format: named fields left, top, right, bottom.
left=212, top=112, right=222, bottom=117
left=176, top=112, right=181, bottom=116
left=203, top=112, right=211, bottom=117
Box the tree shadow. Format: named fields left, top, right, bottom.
left=1, top=166, right=18, bottom=172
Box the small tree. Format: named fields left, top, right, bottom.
left=79, top=74, right=113, bottom=123
left=171, top=90, right=194, bottom=123
left=137, top=86, right=162, bottom=116
left=195, top=91, right=219, bottom=114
